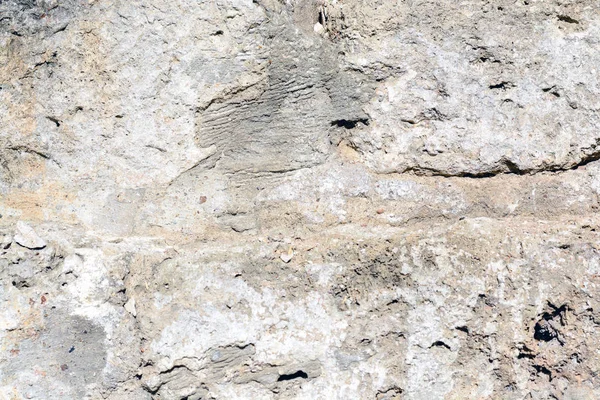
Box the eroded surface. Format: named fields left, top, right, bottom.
left=3, top=0, right=600, bottom=399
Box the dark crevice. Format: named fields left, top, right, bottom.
left=455, top=326, right=469, bottom=334
left=8, top=146, right=50, bottom=160
left=517, top=352, right=536, bottom=359
left=558, top=15, right=579, bottom=24
left=542, top=86, right=560, bottom=97
left=46, top=116, right=61, bottom=127
left=503, top=159, right=521, bottom=174
left=144, top=385, right=159, bottom=395
left=376, top=386, right=403, bottom=399
left=462, top=171, right=497, bottom=178
left=277, top=370, right=308, bottom=381
left=534, top=304, right=568, bottom=345
left=533, top=364, right=553, bottom=380
left=12, top=280, right=30, bottom=289
left=489, top=81, right=514, bottom=90
left=159, top=364, right=193, bottom=376
left=331, top=118, right=369, bottom=129
left=7, top=145, right=62, bottom=168
left=318, top=8, right=326, bottom=25
left=477, top=55, right=501, bottom=64
left=430, top=340, right=451, bottom=350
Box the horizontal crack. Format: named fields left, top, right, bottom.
left=403, top=151, right=600, bottom=179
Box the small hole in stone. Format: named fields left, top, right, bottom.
left=558, top=15, right=579, bottom=24
left=277, top=370, right=308, bottom=381
left=331, top=119, right=369, bottom=129
left=318, top=10, right=325, bottom=25
left=430, top=340, right=451, bottom=350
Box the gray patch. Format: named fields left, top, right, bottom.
left=0, top=0, right=86, bottom=37
left=3, top=311, right=107, bottom=399
left=195, top=10, right=372, bottom=178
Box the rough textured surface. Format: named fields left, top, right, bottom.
left=2, top=0, right=600, bottom=399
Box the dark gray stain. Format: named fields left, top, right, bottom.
left=4, top=311, right=107, bottom=398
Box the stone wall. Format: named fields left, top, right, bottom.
left=2, top=1, right=600, bottom=398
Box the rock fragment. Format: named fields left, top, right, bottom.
left=124, top=297, right=137, bottom=317
left=14, top=222, right=46, bottom=250
left=280, top=247, right=294, bottom=263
